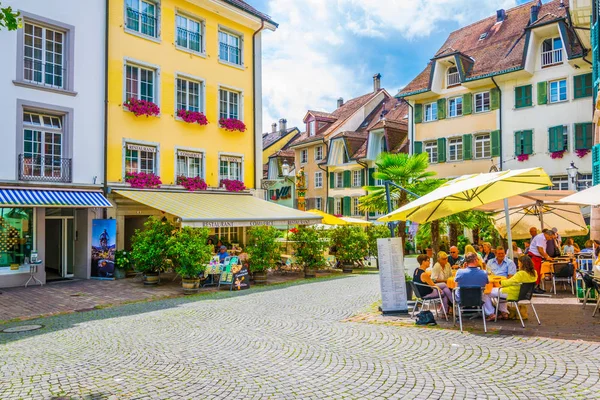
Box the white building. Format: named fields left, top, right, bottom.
left=0, top=0, right=108, bottom=288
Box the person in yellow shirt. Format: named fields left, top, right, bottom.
left=464, top=244, right=485, bottom=269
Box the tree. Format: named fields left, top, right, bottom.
left=0, top=3, right=21, bottom=31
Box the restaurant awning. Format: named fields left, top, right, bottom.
left=114, top=189, right=322, bottom=227
left=0, top=187, right=111, bottom=208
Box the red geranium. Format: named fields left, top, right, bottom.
left=124, top=98, right=160, bottom=117
left=550, top=150, right=566, bottom=159
left=125, top=172, right=162, bottom=189
left=516, top=154, right=529, bottom=162
left=219, top=118, right=246, bottom=132
left=575, top=149, right=590, bottom=158
left=177, top=109, right=208, bottom=125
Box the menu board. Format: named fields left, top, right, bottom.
left=377, top=237, right=408, bottom=314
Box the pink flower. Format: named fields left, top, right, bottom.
left=516, top=154, right=529, bottom=162
left=177, top=176, right=208, bottom=191
left=177, top=109, right=209, bottom=125
left=125, top=172, right=162, bottom=189
left=550, top=150, right=565, bottom=159
left=124, top=98, right=160, bottom=117
left=220, top=179, right=246, bottom=192
left=575, top=149, right=590, bottom=158
left=219, top=118, right=246, bottom=132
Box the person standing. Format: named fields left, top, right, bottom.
left=527, top=229, right=555, bottom=294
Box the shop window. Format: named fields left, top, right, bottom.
left=0, top=208, right=34, bottom=269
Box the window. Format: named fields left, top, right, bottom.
left=300, top=149, right=308, bottom=164
left=125, top=143, right=156, bottom=174
left=214, top=227, right=242, bottom=244
left=219, top=88, right=240, bottom=120
left=335, top=199, right=342, bottom=216
left=315, top=197, right=323, bottom=211
left=515, top=85, right=532, bottom=108
left=352, top=170, right=362, bottom=187
left=309, top=120, right=316, bottom=136
left=474, top=134, right=491, bottom=159
left=23, top=22, right=65, bottom=89
left=352, top=197, right=362, bottom=216
left=219, top=156, right=242, bottom=181
left=176, top=150, right=203, bottom=178
left=548, top=125, right=568, bottom=152
left=0, top=208, right=35, bottom=270
left=176, top=14, right=202, bottom=53
left=21, top=112, right=65, bottom=180
left=176, top=77, right=202, bottom=112
left=447, top=66, right=460, bottom=87
left=575, top=122, right=593, bottom=150
left=448, top=97, right=462, bottom=117
left=542, top=37, right=563, bottom=67
left=574, top=73, right=593, bottom=99
left=549, top=79, right=567, bottom=103
left=219, top=30, right=241, bottom=65
left=448, top=137, right=463, bottom=162
left=578, top=174, right=592, bottom=191
left=314, top=145, right=323, bottom=161
left=125, top=64, right=156, bottom=103
left=474, top=92, right=490, bottom=113
left=314, top=171, right=323, bottom=188
left=515, top=130, right=533, bottom=156
left=335, top=172, right=343, bottom=188
left=551, top=175, right=568, bottom=190
left=424, top=141, right=438, bottom=163
left=126, top=0, right=158, bottom=38
left=424, top=102, right=437, bottom=122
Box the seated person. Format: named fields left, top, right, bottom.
left=455, top=252, right=489, bottom=315
left=523, top=241, right=531, bottom=255
left=448, top=246, right=464, bottom=268
left=562, top=238, right=575, bottom=256
left=413, top=254, right=453, bottom=314
left=486, top=247, right=516, bottom=278
left=481, top=242, right=495, bottom=264
left=215, top=240, right=224, bottom=253
left=464, top=245, right=485, bottom=269
left=579, top=240, right=595, bottom=255
left=431, top=251, right=452, bottom=283
left=484, top=255, right=538, bottom=321
left=218, top=245, right=229, bottom=263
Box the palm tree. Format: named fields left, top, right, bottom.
left=359, top=152, right=443, bottom=246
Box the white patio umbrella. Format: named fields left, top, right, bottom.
left=340, top=217, right=372, bottom=225
left=558, top=184, right=600, bottom=206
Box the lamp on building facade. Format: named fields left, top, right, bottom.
left=567, top=161, right=579, bottom=189
left=281, top=160, right=290, bottom=177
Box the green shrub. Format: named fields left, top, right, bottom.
left=331, top=226, right=368, bottom=265
left=291, top=227, right=328, bottom=270
left=247, top=226, right=281, bottom=272
left=366, top=225, right=391, bottom=258
left=167, top=227, right=213, bottom=279
left=131, top=217, right=175, bottom=273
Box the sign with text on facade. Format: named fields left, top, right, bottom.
left=183, top=219, right=319, bottom=228
left=376, top=237, right=408, bottom=314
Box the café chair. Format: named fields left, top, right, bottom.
left=545, top=262, right=574, bottom=295
left=494, top=282, right=540, bottom=328
left=580, top=271, right=600, bottom=316
left=453, top=286, right=486, bottom=333
left=410, top=282, right=448, bottom=321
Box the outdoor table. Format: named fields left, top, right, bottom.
left=446, top=275, right=505, bottom=295
left=203, top=264, right=222, bottom=287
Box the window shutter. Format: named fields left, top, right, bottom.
left=414, top=104, right=422, bottom=124
left=490, top=88, right=500, bottom=110
left=523, top=130, right=533, bottom=155
left=490, top=130, right=500, bottom=157
left=537, top=81, right=547, bottom=105
left=343, top=170, right=351, bottom=188
left=574, top=73, right=593, bottom=99
left=593, top=144, right=600, bottom=186
left=327, top=197, right=334, bottom=214
left=360, top=169, right=365, bottom=186
left=329, top=172, right=335, bottom=188
left=514, top=131, right=522, bottom=156
left=414, top=141, right=423, bottom=154
left=515, top=85, right=532, bottom=108
left=462, top=94, right=472, bottom=115
left=548, top=126, right=563, bottom=152
left=462, top=134, right=472, bottom=160
left=437, top=98, right=446, bottom=119
left=342, top=196, right=351, bottom=216
left=575, top=123, right=593, bottom=150
left=437, top=138, right=446, bottom=163
left=368, top=167, right=375, bottom=186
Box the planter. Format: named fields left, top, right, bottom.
left=405, top=281, right=414, bottom=302
left=304, top=267, right=317, bottom=278
left=126, top=270, right=137, bottom=278
left=181, top=277, right=200, bottom=295
left=114, top=268, right=127, bottom=279
left=342, top=263, right=354, bottom=274
left=143, top=272, right=160, bottom=286
left=253, top=271, right=267, bottom=284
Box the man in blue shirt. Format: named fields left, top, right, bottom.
left=218, top=245, right=229, bottom=263
left=486, top=247, right=516, bottom=278
left=455, top=252, right=489, bottom=305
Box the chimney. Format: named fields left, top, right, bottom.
left=278, top=118, right=287, bottom=134
left=337, top=97, right=344, bottom=108
left=271, top=122, right=277, bottom=133
left=373, top=73, right=381, bottom=92
left=496, top=9, right=506, bottom=23
left=530, top=5, right=539, bottom=24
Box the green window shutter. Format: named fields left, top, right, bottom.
left=537, top=81, right=547, bottom=105
left=342, top=196, right=351, bottom=216
left=575, top=123, right=593, bottom=150
left=414, top=141, right=423, bottom=154
left=329, top=172, right=335, bottom=189
left=593, top=144, right=600, bottom=186
left=368, top=211, right=376, bottom=218
left=414, top=104, right=423, bottom=124
left=327, top=197, right=334, bottom=214
left=548, top=126, right=564, bottom=152
left=514, top=131, right=522, bottom=156
left=360, top=169, right=365, bottom=186
left=462, top=94, right=472, bottom=115
left=437, top=98, right=446, bottom=120
left=523, top=130, right=533, bottom=155
left=437, top=138, right=446, bottom=163
left=343, top=170, right=351, bottom=188
left=574, top=73, right=593, bottom=99
left=368, top=167, right=375, bottom=186
left=515, top=85, right=532, bottom=108
left=462, top=134, right=472, bottom=160
left=490, top=130, right=500, bottom=157
left=490, top=88, right=500, bottom=110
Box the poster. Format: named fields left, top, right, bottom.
left=377, top=237, right=408, bottom=314
left=91, top=219, right=117, bottom=278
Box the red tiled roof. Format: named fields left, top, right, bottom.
left=262, top=127, right=298, bottom=150
left=221, top=0, right=278, bottom=27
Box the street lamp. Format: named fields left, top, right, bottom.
left=281, top=160, right=290, bottom=176
left=566, top=161, right=579, bottom=189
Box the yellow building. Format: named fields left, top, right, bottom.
left=105, top=0, right=283, bottom=248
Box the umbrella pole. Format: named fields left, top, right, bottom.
left=537, top=200, right=545, bottom=230
left=504, top=198, right=513, bottom=260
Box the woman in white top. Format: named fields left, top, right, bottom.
left=431, top=251, right=452, bottom=283
left=512, top=241, right=523, bottom=256
left=562, top=238, right=576, bottom=256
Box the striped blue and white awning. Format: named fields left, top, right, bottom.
left=0, top=188, right=111, bottom=208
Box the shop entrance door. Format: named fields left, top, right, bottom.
left=45, top=217, right=74, bottom=279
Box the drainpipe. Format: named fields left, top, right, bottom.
left=252, top=19, right=265, bottom=190
left=317, top=140, right=329, bottom=211
left=102, top=0, right=110, bottom=218
left=406, top=100, right=414, bottom=154
left=491, top=76, right=503, bottom=170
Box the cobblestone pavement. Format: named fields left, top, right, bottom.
left=1, top=274, right=600, bottom=400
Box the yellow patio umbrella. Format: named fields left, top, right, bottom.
left=306, top=209, right=348, bottom=225
left=378, top=167, right=552, bottom=224
left=340, top=216, right=372, bottom=225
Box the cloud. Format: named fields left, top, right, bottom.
left=260, top=0, right=519, bottom=132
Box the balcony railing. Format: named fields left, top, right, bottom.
left=18, top=154, right=72, bottom=183
left=176, top=27, right=202, bottom=52
left=23, top=59, right=67, bottom=89
left=126, top=7, right=157, bottom=37
left=219, top=42, right=241, bottom=64
left=542, top=49, right=563, bottom=67
left=447, top=71, right=460, bottom=86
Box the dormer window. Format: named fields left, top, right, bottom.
left=541, top=37, right=563, bottom=67
left=447, top=66, right=460, bottom=87
left=308, top=120, right=316, bottom=136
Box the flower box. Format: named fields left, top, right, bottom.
left=125, top=172, right=162, bottom=189
left=550, top=150, right=566, bottom=159
left=516, top=154, right=529, bottom=162
left=124, top=98, right=160, bottom=117
left=575, top=149, right=590, bottom=158
left=177, top=176, right=207, bottom=191
left=219, top=118, right=246, bottom=132
left=177, top=109, right=208, bottom=125
left=220, top=179, right=246, bottom=192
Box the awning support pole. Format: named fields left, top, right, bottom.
left=504, top=198, right=513, bottom=260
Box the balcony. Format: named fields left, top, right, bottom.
left=447, top=71, right=460, bottom=87
left=18, top=154, right=72, bottom=183
left=219, top=42, right=241, bottom=65
left=541, top=49, right=563, bottom=67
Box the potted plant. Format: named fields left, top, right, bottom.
left=176, top=109, right=208, bottom=125
left=219, top=118, right=246, bottom=132
left=331, top=226, right=368, bottom=273
left=221, top=179, right=246, bottom=192
left=404, top=273, right=414, bottom=302
left=167, top=227, right=213, bottom=294
left=246, top=226, right=281, bottom=284
left=130, top=217, right=175, bottom=285
left=124, top=98, right=160, bottom=117
left=114, top=250, right=131, bottom=279
left=291, top=226, right=328, bottom=278
left=125, top=172, right=162, bottom=189
left=177, top=176, right=207, bottom=191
